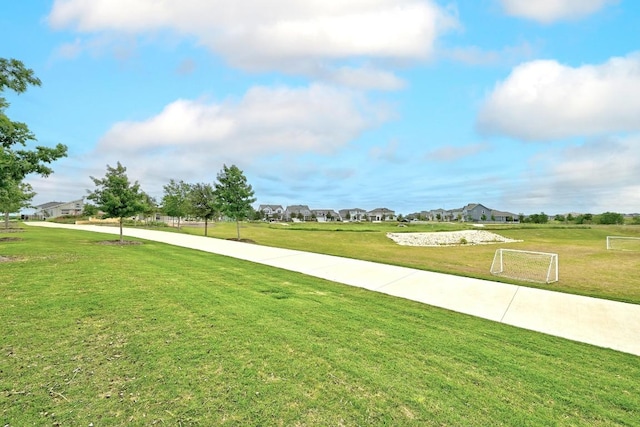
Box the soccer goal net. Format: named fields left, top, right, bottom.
left=490, top=249, right=559, bottom=284
left=606, top=236, right=640, bottom=251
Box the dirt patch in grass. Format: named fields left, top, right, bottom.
left=226, top=238, right=256, bottom=244
left=0, top=255, right=16, bottom=263
left=0, top=228, right=24, bottom=233
left=96, top=240, right=144, bottom=246
left=0, top=237, right=22, bottom=242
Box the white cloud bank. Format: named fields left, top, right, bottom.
left=502, top=135, right=640, bottom=213
left=94, top=84, right=386, bottom=182
left=48, top=0, right=458, bottom=88
left=477, top=53, right=640, bottom=141
left=498, top=0, right=617, bottom=23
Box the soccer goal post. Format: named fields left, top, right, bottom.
left=606, top=236, right=640, bottom=251
left=490, top=249, right=559, bottom=284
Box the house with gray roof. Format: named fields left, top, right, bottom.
left=258, top=204, right=284, bottom=220
left=284, top=205, right=312, bottom=221
left=33, top=199, right=84, bottom=219
left=338, top=208, right=367, bottom=221
left=311, top=209, right=339, bottom=222
left=367, top=207, right=396, bottom=222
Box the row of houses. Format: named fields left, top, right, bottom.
left=258, top=205, right=397, bottom=222
left=260, top=203, right=519, bottom=223
left=410, top=203, right=519, bottom=223
left=28, top=199, right=517, bottom=224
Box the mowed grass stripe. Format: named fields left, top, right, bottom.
left=1, top=226, right=638, bottom=426
left=178, top=221, right=640, bottom=304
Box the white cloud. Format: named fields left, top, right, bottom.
left=498, top=0, right=617, bottom=23
left=501, top=135, right=640, bottom=213
left=92, top=84, right=387, bottom=190
left=47, top=0, right=457, bottom=85
left=477, top=53, right=640, bottom=141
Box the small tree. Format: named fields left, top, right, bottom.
left=0, top=179, right=35, bottom=229
left=87, top=162, right=147, bottom=243
left=188, top=182, right=217, bottom=236
left=214, top=164, right=256, bottom=240
left=83, top=203, right=99, bottom=217
left=140, top=192, right=158, bottom=225
left=162, top=179, right=191, bottom=229
left=251, top=208, right=263, bottom=221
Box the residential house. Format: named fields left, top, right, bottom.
left=367, top=207, right=396, bottom=222
left=427, top=208, right=454, bottom=221
left=338, top=208, right=367, bottom=222
left=285, top=205, right=312, bottom=221
left=34, top=199, right=84, bottom=219
left=490, top=209, right=517, bottom=222
left=258, top=204, right=284, bottom=220
left=461, top=203, right=517, bottom=222
left=461, top=203, right=492, bottom=222
left=311, top=209, right=339, bottom=222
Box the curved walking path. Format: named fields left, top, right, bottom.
left=26, top=222, right=640, bottom=356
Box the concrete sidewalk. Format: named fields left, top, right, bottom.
left=25, top=222, right=640, bottom=356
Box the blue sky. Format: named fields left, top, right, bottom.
left=3, top=0, right=639, bottom=215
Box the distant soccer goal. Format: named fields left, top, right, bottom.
left=490, top=249, right=558, bottom=284
left=606, top=236, right=640, bottom=251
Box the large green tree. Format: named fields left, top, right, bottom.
left=1, top=58, right=67, bottom=201
left=162, top=179, right=191, bottom=229
left=214, top=164, right=256, bottom=240
left=87, top=162, right=147, bottom=243
left=188, top=182, right=217, bottom=236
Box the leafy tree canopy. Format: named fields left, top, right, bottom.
left=0, top=179, right=35, bottom=228
left=214, top=164, right=256, bottom=240
left=1, top=58, right=67, bottom=195
left=86, top=162, right=146, bottom=242
left=162, top=179, right=191, bottom=229
left=598, top=211, right=624, bottom=225
left=188, top=182, right=217, bottom=236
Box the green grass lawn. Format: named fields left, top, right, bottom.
left=174, top=221, right=640, bottom=304
left=1, top=226, right=639, bottom=425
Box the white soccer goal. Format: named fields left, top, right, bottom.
left=490, top=249, right=558, bottom=284
left=606, top=236, right=640, bottom=251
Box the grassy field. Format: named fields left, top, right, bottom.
left=174, top=220, right=640, bottom=304
left=1, top=225, right=639, bottom=425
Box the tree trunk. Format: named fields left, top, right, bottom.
left=4, top=212, right=9, bottom=229
left=119, top=217, right=124, bottom=243
left=204, top=218, right=208, bottom=237
left=236, top=220, right=240, bottom=240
